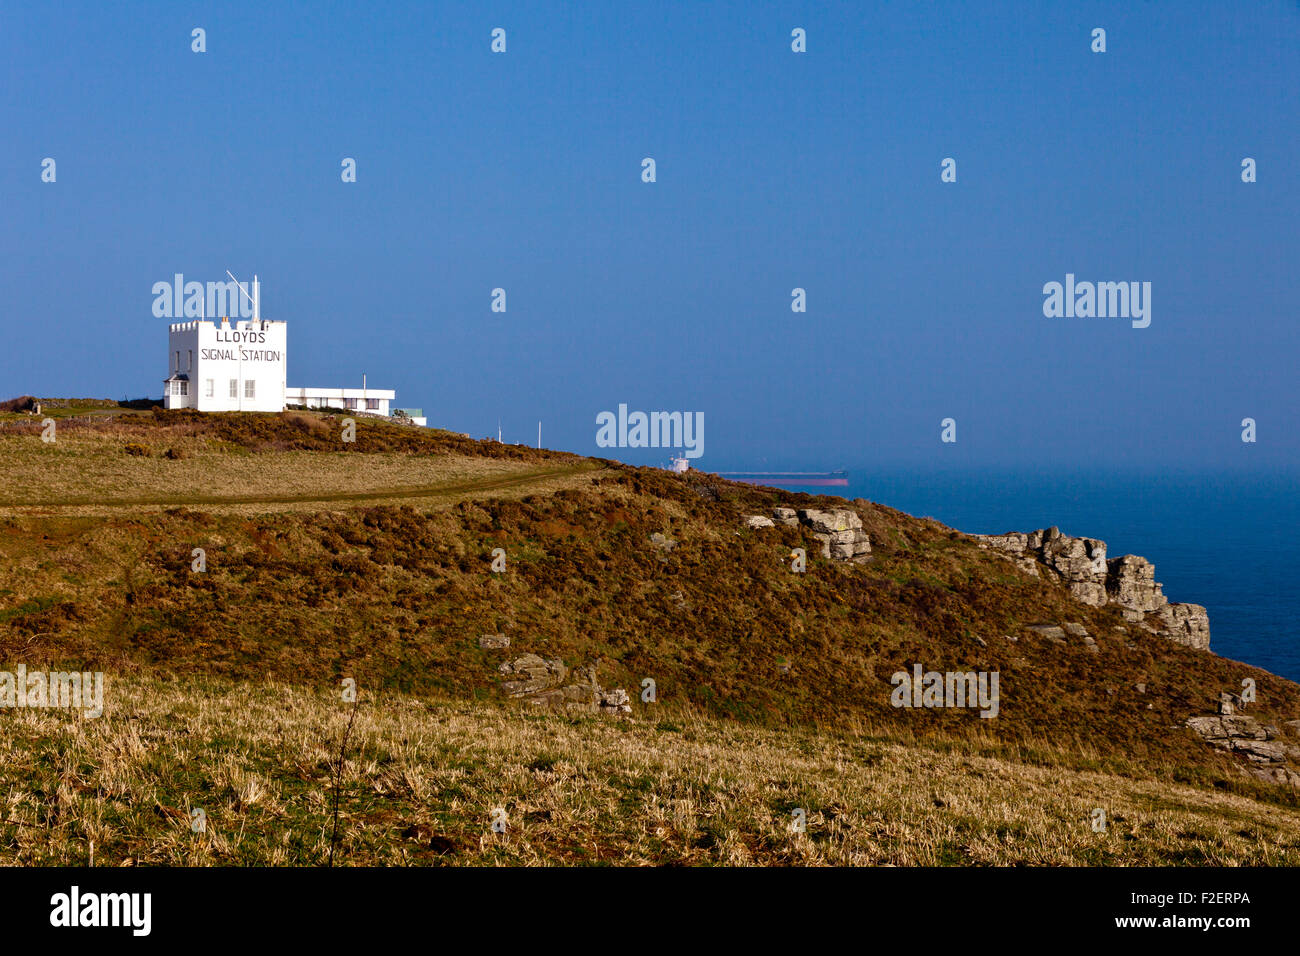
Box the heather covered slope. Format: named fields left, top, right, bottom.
left=2, top=404, right=1299, bottom=867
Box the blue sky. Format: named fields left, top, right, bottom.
left=3, top=0, right=1297, bottom=470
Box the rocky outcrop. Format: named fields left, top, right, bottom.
left=497, top=653, right=567, bottom=697
left=598, top=688, right=632, bottom=714
left=759, top=507, right=871, bottom=562
left=496, top=655, right=631, bottom=715
left=1157, top=602, right=1211, bottom=650
left=772, top=508, right=799, bottom=527
left=975, top=526, right=1210, bottom=650
left=1186, top=694, right=1300, bottom=787
left=1107, top=554, right=1165, bottom=614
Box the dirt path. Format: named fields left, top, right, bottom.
left=1, top=463, right=608, bottom=515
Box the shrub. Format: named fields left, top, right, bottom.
left=124, top=443, right=151, bottom=457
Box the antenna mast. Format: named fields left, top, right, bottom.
left=226, top=270, right=257, bottom=318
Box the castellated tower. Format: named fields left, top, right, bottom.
left=163, top=317, right=287, bottom=412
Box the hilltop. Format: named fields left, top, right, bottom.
left=1, top=401, right=1298, bottom=865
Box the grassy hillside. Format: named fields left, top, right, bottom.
left=5, top=672, right=1299, bottom=866
left=0, top=403, right=602, bottom=514
left=2, top=403, right=1298, bottom=865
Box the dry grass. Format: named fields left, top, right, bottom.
left=0, top=421, right=606, bottom=515
left=3, top=403, right=1299, bottom=867
left=1, top=672, right=1297, bottom=866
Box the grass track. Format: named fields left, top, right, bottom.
left=1, top=463, right=605, bottom=511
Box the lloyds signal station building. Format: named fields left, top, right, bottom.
left=163, top=317, right=288, bottom=412
left=162, top=275, right=402, bottom=417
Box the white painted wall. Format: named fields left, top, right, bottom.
left=164, top=319, right=287, bottom=412
left=284, top=387, right=396, bottom=417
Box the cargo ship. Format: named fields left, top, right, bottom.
left=713, top=470, right=849, bottom=488
left=667, top=458, right=848, bottom=488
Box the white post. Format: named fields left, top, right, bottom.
left=537, top=421, right=541, bottom=449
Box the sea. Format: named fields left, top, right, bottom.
left=811, top=468, right=1300, bottom=683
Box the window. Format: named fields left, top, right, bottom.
left=346, top=398, right=358, bottom=410
left=205, top=379, right=214, bottom=398
left=180, top=380, right=188, bottom=396
left=175, top=350, right=180, bottom=371
left=229, top=379, right=238, bottom=398
left=366, top=399, right=379, bottom=410
left=188, top=349, right=193, bottom=370
left=244, top=380, right=256, bottom=399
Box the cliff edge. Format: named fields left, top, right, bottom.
left=974, top=527, right=1211, bottom=650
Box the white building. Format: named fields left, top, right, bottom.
left=392, top=408, right=428, bottom=427
left=284, top=386, right=396, bottom=417
left=162, top=277, right=410, bottom=420
left=163, top=318, right=287, bottom=412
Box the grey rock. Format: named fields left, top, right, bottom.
left=1027, top=624, right=1067, bottom=644
left=499, top=657, right=634, bottom=717
left=1158, top=603, right=1211, bottom=651
left=1107, top=555, right=1167, bottom=613
left=772, top=507, right=800, bottom=527
left=498, top=654, right=567, bottom=690
left=562, top=684, right=596, bottom=703
left=976, top=532, right=1029, bottom=552
left=973, top=526, right=1207, bottom=650
left=599, top=688, right=632, bottom=714
left=500, top=677, right=555, bottom=697
left=811, top=532, right=833, bottom=560
left=797, top=508, right=862, bottom=534
left=769, top=508, right=870, bottom=561
left=1068, top=581, right=1108, bottom=606
left=649, top=532, right=677, bottom=551
left=829, top=540, right=857, bottom=560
